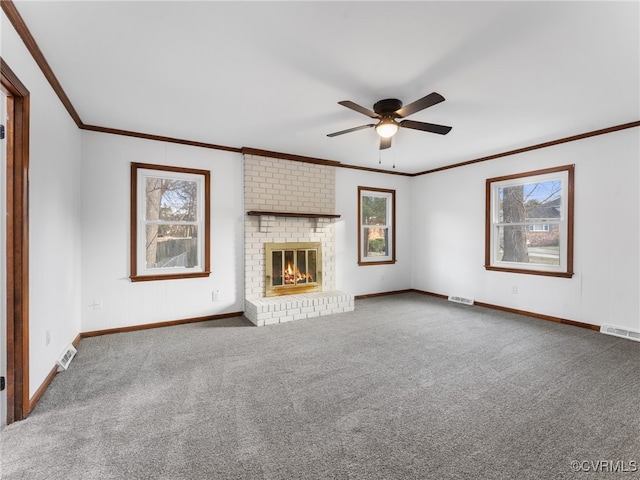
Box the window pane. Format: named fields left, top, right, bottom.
left=146, top=225, right=199, bottom=269
left=499, top=179, right=562, bottom=224
left=363, top=227, right=389, bottom=257
left=496, top=225, right=560, bottom=266
left=146, top=177, right=198, bottom=222
left=362, top=195, right=387, bottom=226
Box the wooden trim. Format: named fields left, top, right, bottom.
left=1, top=0, right=82, bottom=128
left=354, top=289, right=413, bottom=299
left=357, top=186, right=397, bottom=266
left=338, top=162, right=413, bottom=177
left=81, top=124, right=241, bottom=153
left=483, top=266, right=574, bottom=278
left=241, top=147, right=341, bottom=167
left=1, top=57, right=30, bottom=423
left=28, top=365, right=57, bottom=413
left=80, top=311, right=245, bottom=338
left=130, top=272, right=212, bottom=283
left=472, top=301, right=600, bottom=331
left=484, top=164, right=575, bottom=278
left=247, top=211, right=340, bottom=219
left=26, top=331, right=83, bottom=414
left=411, top=289, right=599, bottom=330
left=414, top=121, right=640, bottom=176
left=130, top=162, right=211, bottom=282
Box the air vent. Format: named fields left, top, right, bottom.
left=600, top=324, right=640, bottom=342
left=448, top=295, right=474, bottom=306
left=56, top=344, right=78, bottom=371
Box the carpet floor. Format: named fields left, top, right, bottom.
left=1, top=293, right=639, bottom=479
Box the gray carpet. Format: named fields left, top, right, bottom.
left=1, top=293, right=639, bottom=479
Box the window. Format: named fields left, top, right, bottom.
left=358, top=187, right=396, bottom=265
left=131, top=163, right=210, bottom=281
left=485, top=165, right=574, bottom=277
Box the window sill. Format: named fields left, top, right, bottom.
left=130, top=271, right=211, bottom=282
left=484, top=265, right=574, bottom=278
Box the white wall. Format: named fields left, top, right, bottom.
left=2, top=11, right=83, bottom=398
left=335, top=168, right=413, bottom=296
left=411, top=128, right=640, bottom=331
left=80, top=132, right=244, bottom=332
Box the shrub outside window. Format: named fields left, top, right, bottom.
left=358, top=187, right=396, bottom=265
left=131, top=163, right=210, bottom=282
left=485, top=164, right=574, bottom=277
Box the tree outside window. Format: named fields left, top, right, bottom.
left=358, top=187, right=396, bottom=265
left=131, top=163, right=210, bottom=281
left=486, top=165, right=574, bottom=277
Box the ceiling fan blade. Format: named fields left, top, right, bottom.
left=379, top=136, right=392, bottom=150
left=399, top=119, right=452, bottom=135
left=327, top=124, right=375, bottom=137
left=338, top=100, right=380, bottom=119
left=395, top=92, right=445, bottom=118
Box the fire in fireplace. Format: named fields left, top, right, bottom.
left=265, top=242, right=322, bottom=296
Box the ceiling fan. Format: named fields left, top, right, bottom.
left=327, top=92, right=452, bottom=149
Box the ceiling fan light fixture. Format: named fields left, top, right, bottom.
left=375, top=117, right=399, bottom=138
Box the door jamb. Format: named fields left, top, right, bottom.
left=1, top=58, right=30, bottom=424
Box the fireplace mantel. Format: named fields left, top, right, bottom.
left=247, top=211, right=341, bottom=219
left=248, top=211, right=340, bottom=233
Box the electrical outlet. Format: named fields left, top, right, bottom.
left=511, top=285, right=518, bottom=294
left=212, top=290, right=220, bottom=302
left=46, top=330, right=51, bottom=346
left=90, top=299, right=103, bottom=309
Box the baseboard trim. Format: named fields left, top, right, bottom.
left=80, top=311, right=245, bottom=338
left=355, top=289, right=414, bottom=300
left=28, top=365, right=57, bottom=414
left=411, top=289, right=599, bottom=331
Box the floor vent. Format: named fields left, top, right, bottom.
left=448, top=295, right=474, bottom=306
left=56, top=344, right=78, bottom=371
left=600, top=324, right=640, bottom=342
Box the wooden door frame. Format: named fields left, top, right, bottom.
left=1, top=58, right=30, bottom=424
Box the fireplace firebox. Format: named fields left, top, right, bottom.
left=265, top=242, right=322, bottom=297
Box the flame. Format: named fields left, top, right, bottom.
left=282, top=262, right=313, bottom=284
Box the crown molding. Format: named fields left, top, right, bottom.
left=413, top=121, right=640, bottom=176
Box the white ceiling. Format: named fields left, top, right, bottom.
left=11, top=0, right=640, bottom=173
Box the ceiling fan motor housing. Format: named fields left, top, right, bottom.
left=373, top=98, right=403, bottom=116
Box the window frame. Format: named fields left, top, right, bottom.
left=130, top=162, right=211, bottom=282
left=358, top=186, right=396, bottom=266
left=485, top=164, right=574, bottom=278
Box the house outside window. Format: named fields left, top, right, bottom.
left=485, top=165, right=574, bottom=277
left=358, top=186, right=396, bottom=265
left=131, top=163, right=210, bottom=282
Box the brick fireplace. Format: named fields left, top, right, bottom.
left=243, top=153, right=354, bottom=326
